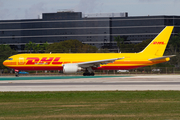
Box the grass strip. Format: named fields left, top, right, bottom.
left=0, top=91, right=180, bottom=120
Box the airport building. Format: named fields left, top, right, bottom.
left=0, top=11, right=180, bottom=52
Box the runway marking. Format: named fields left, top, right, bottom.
left=1, top=82, right=180, bottom=86
left=1, top=75, right=180, bottom=91
left=0, top=76, right=131, bottom=81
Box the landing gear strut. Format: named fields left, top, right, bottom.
left=15, top=71, right=19, bottom=77
left=83, top=67, right=95, bottom=76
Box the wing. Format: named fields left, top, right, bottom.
left=148, top=55, right=176, bottom=61
left=78, top=58, right=124, bottom=68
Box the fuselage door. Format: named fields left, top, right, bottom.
left=19, top=57, right=25, bottom=65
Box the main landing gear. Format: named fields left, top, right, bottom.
left=83, top=67, right=95, bottom=76
left=83, top=71, right=95, bottom=76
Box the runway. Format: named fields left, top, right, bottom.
left=0, top=75, right=180, bottom=91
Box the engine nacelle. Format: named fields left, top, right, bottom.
left=63, top=64, right=83, bottom=73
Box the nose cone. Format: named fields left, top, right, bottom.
left=3, top=59, right=16, bottom=67
left=3, top=60, right=7, bottom=66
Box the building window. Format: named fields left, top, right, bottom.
left=12, top=35, right=15, bottom=39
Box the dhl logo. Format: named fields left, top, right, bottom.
left=26, top=57, right=62, bottom=65
left=152, top=41, right=166, bottom=45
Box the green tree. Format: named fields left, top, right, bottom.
left=165, top=33, right=180, bottom=67
left=24, top=41, right=35, bottom=53
left=97, top=48, right=110, bottom=53
left=42, top=42, right=49, bottom=52
left=134, top=39, right=152, bottom=52
left=169, top=33, right=180, bottom=54
left=24, top=41, right=49, bottom=53
left=0, top=45, right=17, bottom=69
left=81, top=44, right=97, bottom=53
left=114, top=36, right=124, bottom=53
left=33, top=44, right=41, bottom=53
left=61, top=40, right=84, bottom=53
left=45, top=40, right=97, bottom=53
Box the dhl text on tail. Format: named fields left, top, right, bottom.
left=3, top=26, right=175, bottom=76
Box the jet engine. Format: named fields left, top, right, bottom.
left=63, top=64, right=83, bottom=73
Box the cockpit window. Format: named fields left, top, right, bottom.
left=7, top=58, right=13, bottom=60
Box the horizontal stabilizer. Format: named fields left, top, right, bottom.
left=148, top=55, right=176, bottom=61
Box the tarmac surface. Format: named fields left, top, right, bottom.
left=0, top=75, right=180, bottom=91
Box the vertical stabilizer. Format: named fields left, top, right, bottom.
left=140, top=26, right=174, bottom=56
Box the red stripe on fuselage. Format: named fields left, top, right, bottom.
left=52, top=57, right=63, bottom=64
left=8, top=65, right=146, bottom=71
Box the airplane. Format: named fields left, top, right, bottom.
left=3, top=26, right=175, bottom=76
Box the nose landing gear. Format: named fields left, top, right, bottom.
left=15, top=71, right=19, bottom=77
left=15, top=69, right=19, bottom=77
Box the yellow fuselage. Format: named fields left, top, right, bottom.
left=3, top=53, right=168, bottom=71
left=3, top=26, right=174, bottom=72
